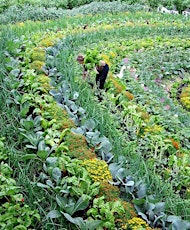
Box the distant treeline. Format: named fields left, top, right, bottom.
left=0, top=0, right=189, bottom=13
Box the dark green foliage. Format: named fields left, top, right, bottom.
left=1, top=0, right=190, bottom=25
left=0, top=2, right=148, bottom=25
left=1, top=0, right=190, bottom=13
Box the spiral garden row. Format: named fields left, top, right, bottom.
left=0, top=6, right=190, bottom=230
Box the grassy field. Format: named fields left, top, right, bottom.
left=0, top=1, right=190, bottom=229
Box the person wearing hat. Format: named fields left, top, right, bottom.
left=76, top=54, right=88, bottom=80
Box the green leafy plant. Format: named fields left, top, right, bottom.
left=0, top=138, right=40, bottom=229
left=62, top=213, right=102, bottom=230
left=81, top=158, right=112, bottom=182
left=1, top=3, right=190, bottom=229
left=84, top=49, right=101, bottom=71
left=87, top=196, right=136, bottom=230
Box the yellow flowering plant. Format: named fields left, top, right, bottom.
left=127, top=217, right=153, bottom=230
left=29, top=60, right=45, bottom=74
left=81, top=158, right=112, bottom=182
left=180, top=85, right=190, bottom=110
left=30, top=47, right=46, bottom=62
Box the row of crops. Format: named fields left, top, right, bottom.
left=0, top=2, right=190, bottom=230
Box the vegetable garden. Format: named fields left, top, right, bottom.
left=0, top=1, right=190, bottom=229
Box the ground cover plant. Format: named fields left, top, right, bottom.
left=0, top=1, right=190, bottom=229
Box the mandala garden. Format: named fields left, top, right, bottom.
left=0, top=1, right=190, bottom=229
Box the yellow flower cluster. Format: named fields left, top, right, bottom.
left=16, top=22, right=25, bottom=27
left=127, top=217, right=152, bottom=230
left=109, top=51, right=117, bottom=58
left=37, top=74, right=52, bottom=92
left=144, top=124, right=163, bottom=134
left=180, top=85, right=190, bottom=109
left=29, top=60, right=45, bottom=74
left=122, top=91, right=134, bottom=101
left=109, top=76, right=126, bottom=92
left=103, top=24, right=113, bottom=30
left=30, top=47, right=46, bottom=62
left=81, top=158, right=112, bottom=182
left=101, top=54, right=111, bottom=67
left=39, top=38, right=54, bottom=47
left=186, top=188, right=190, bottom=199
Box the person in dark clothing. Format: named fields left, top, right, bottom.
left=95, top=60, right=109, bottom=89
left=77, top=55, right=109, bottom=89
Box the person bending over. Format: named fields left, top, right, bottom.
left=76, top=54, right=88, bottom=79
left=95, top=60, right=109, bottom=89
left=77, top=54, right=109, bottom=89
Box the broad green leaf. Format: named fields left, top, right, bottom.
left=10, top=68, right=20, bottom=77
left=38, top=140, right=46, bottom=151
left=85, top=131, right=97, bottom=138
left=109, top=163, right=122, bottom=179
left=21, top=120, right=34, bottom=131
left=167, top=215, right=181, bottom=222
left=14, top=225, right=27, bottom=230
left=37, top=182, right=49, bottom=189
left=138, top=211, right=150, bottom=224
left=132, top=198, right=146, bottom=205
left=154, top=202, right=165, bottom=213
left=97, top=138, right=112, bottom=153
left=171, top=220, right=190, bottom=230
left=25, top=145, right=37, bottom=150
left=46, top=157, right=58, bottom=167
left=71, top=196, right=90, bottom=215
left=78, top=107, right=85, bottom=115
left=56, top=195, right=67, bottom=209
left=37, top=150, right=48, bottom=160
left=65, top=203, right=75, bottom=215
left=115, top=168, right=127, bottom=181
left=125, top=181, right=135, bottom=186
left=86, top=220, right=103, bottom=230
left=146, top=203, right=155, bottom=212
left=22, top=214, right=32, bottom=227
left=83, top=119, right=96, bottom=131
left=52, top=167, right=62, bottom=183
left=20, top=107, right=30, bottom=117
left=62, top=213, right=85, bottom=228
left=46, top=210, right=61, bottom=219
left=153, top=213, right=165, bottom=226
left=70, top=103, right=78, bottom=113
left=46, top=180, right=54, bottom=188
left=49, top=90, right=63, bottom=103
left=59, top=128, right=70, bottom=143
left=86, top=130, right=100, bottom=145
left=137, top=184, right=147, bottom=198
left=71, top=127, right=84, bottom=135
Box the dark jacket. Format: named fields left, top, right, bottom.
left=96, top=63, right=109, bottom=89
